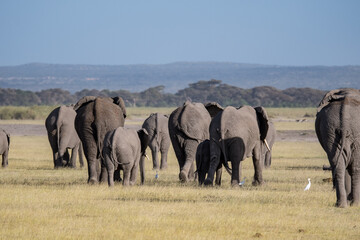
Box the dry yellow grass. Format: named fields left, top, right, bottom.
left=1, top=108, right=360, bottom=239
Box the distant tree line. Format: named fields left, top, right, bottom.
left=0, top=79, right=327, bottom=107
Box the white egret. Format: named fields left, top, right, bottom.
left=239, top=177, right=246, bottom=186
left=304, top=178, right=311, bottom=191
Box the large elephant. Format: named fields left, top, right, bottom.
left=204, top=106, right=269, bottom=187
left=45, top=105, right=84, bottom=168
left=102, top=127, right=149, bottom=186
left=263, top=122, right=276, bottom=168
left=168, top=101, right=223, bottom=182
left=74, top=96, right=126, bottom=184
left=142, top=113, right=170, bottom=170
left=315, top=88, right=360, bottom=208
left=0, top=129, right=10, bottom=168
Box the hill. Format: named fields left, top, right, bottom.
left=0, top=80, right=327, bottom=108
left=0, top=62, right=359, bottom=93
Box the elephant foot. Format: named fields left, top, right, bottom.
left=336, top=201, right=348, bottom=208
left=179, top=171, right=188, bottom=182
left=160, top=165, right=168, bottom=170
left=350, top=200, right=359, bottom=207
left=252, top=179, right=264, bottom=186
left=2, top=164, right=7, bottom=168
left=204, top=179, right=213, bottom=186
left=231, top=180, right=240, bottom=187
left=88, top=178, right=99, bottom=185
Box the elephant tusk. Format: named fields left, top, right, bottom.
left=264, top=139, right=271, bottom=152
left=145, top=154, right=150, bottom=161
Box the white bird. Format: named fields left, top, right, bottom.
left=304, top=178, right=311, bottom=191
left=239, top=177, right=246, bottom=186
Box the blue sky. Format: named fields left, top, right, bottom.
left=0, top=0, right=359, bottom=66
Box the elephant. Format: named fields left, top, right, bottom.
left=315, top=88, right=360, bottom=208
left=142, top=113, right=170, bottom=170
left=102, top=127, right=149, bottom=186
left=262, top=122, right=276, bottom=168
left=168, top=101, right=223, bottom=182
left=204, top=105, right=270, bottom=187
left=0, top=129, right=10, bottom=168
left=196, top=139, right=226, bottom=185
left=45, top=105, right=84, bottom=168
left=74, top=96, right=127, bottom=184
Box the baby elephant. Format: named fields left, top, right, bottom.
left=102, top=127, right=149, bottom=187
left=196, top=139, right=228, bottom=186
left=0, top=129, right=10, bottom=168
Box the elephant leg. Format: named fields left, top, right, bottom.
left=103, top=154, right=115, bottom=187
left=179, top=140, right=198, bottom=182
left=122, top=166, right=131, bottom=186
left=69, top=145, right=80, bottom=168
left=351, top=171, right=360, bottom=206
left=63, top=149, right=70, bottom=167
left=228, top=139, right=244, bottom=187
left=151, top=147, right=159, bottom=170
left=345, top=168, right=352, bottom=203
left=78, top=142, right=84, bottom=168
left=333, top=162, right=348, bottom=208
left=1, top=150, right=8, bottom=167
left=99, top=160, right=108, bottom=183
left=252, top=144, right=264, bottom=186
left=160, top=149, right=168, bottom=170
left=114, top=167, right=122, bottom=182
left=204, top=141, right=221, bottom=186
left=215, top=167, right=222, bottom=186
left=160, top=139, right=169, bottom=170
left=130, top=163, right=139, bottom=186
left=188, top=162, right=195, bottom=181
left=171, top=135, right=185, bottom=173
left=82, top=138, right=100, bottom=184
left=350, top=155, right=360, bottom=206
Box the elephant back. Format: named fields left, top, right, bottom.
left=317, top=88, right=360, bottom=113
left=178, top=101, right=211, bottom=141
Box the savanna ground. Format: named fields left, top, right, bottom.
left=0, top=107, right=360, bottom=239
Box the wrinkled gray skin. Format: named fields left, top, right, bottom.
left=45, top=105, right=84, bottom=168
left=0, top=129, right=10, bottom=168
left=102, top=127, right=149, bottom=187
left=74, top=96, right=126, bottom=184
left=168, top=101, right=223, bottom=182
left=204, top=106, right=269, bottom=187
left=196, top=139, right=225, bottom=185
left=315, top=88, right=360, bottom=208
left=142, top=113, right=170, bottom=170
left=263, top=122, right=276, bottom=168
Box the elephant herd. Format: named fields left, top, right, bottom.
left=1, top=88, right=360, bottom=208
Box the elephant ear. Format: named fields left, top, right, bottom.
left=137, top=128, right=149, bottom=155
left=73, top=96, right=96, bottom=111
left=112, top=96, right=127, bottom=118
left=254, top=106, right=269, bottom=141
left=204, top=102, right=224, bottom=119
left=179, top=101, right=211, bottom=141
